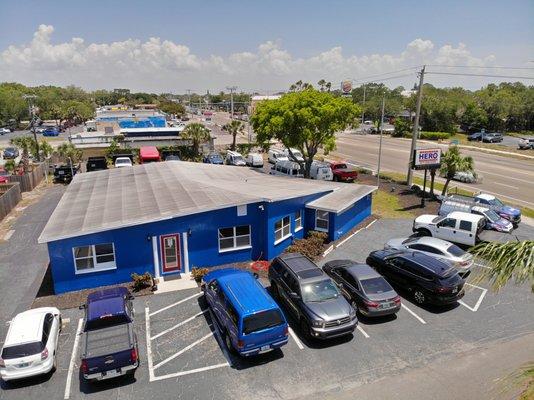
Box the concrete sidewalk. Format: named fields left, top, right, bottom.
left=313, top=332, right=534, bottom=400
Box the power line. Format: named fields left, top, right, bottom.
left=426, top=64, right=534, bottom=70
left=355, top=73, right=417, bottom=85
left=426, top=71, right=534, bottom=80
left=350, top=66, right=420, bottom=83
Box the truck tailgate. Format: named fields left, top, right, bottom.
left=84, top=323, right=132, bottom=359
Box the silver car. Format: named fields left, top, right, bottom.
left=384, top=236, right=473, bottom=276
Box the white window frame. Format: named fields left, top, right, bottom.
left=72, top=243, right=117, bottom=275
left=295, top=210, right=303, bottom=232
left=218, top=225, right=252, bottom=253
left=274, top=215, right=292, bottom=245
left=315, top=210, right=329, bottom=232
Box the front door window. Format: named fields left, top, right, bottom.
left=161, top=234, right=181, bottom=272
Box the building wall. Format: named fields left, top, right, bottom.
left=331, top=194, right=372, bottom=241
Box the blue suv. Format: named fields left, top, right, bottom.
left=202, top=269, right=289, bottom=357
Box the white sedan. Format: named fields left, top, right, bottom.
left=0, top=307, right=62, bottom=381
left=0, top=128, right=12, bottom=135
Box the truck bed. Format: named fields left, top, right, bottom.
left=84, top=323, right=132, bottom=359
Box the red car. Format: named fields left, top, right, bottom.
left=0, top=169, right=10, bottom=184
left=329, top=162, right=358, bottom=182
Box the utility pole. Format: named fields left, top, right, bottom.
left=361, top=84, right=367, bottom=124
left=377, top=96, right=385, bottom=187
left=226, top=86, right=237, bottom=119
left=186, top=89, right=192, bottom=116
left=23, top=94, right=40, bottom=161
left=407, top=65, right=425, bottom=186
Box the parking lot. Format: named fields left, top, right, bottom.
left=2, top=218, right=534, bottom=400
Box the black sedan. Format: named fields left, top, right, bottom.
left=366, top=249, right=465, bottom=306
left=323, top=260, right=401, bottom=317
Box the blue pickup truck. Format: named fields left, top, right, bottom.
left=80, top=287, right=139, bottom=381
left=443, top=193, right=521, bottom=225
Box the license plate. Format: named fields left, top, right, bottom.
left=17, top=362, right=30, bottom=368
left=452, top=287, right=458, bottom=294
left=380, top=302, right=394, bottom=309
left=259, top=345, right=271, bottom=353
left=103, top=368, right=122, bottom=379
left=58, top=171, right=64, bottom=175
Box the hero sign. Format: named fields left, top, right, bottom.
left=413, top=148, right=441, bottom=170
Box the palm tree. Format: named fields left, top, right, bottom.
left=222, top=120, right=244, bottom=151
left=439, top=146, right=474, bottom=195
left=471, top=240, right=534, bottom=292
left=181, top=123, right=211, bottom=156
left=57, top=143, right=82, bottom=165
left=10, top=136, right=36, bottom=173
left=39, top=139, right=53, bottom=159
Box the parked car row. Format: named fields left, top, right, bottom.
left=467, top=131, right=504, bottom=143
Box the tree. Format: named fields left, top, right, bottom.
left=222, top=120, right=244, bottom=151
left=159, top=101, right=185, bottom=117
left=251, top=89, right=360, bottom=178
left=39, top=139, right=53, bottom=159
left=439, top=146, right=474, bottom=195
left=105, top=138, right=121, bottom=160
left=57, top=143, right=82, bottom=165
left=10, top=136, right=36, bottom=173
left=471, top=240, right=534, bottom=292
left=181, top=123, right=211, bottom=155
left=393, top=118, right=411, bottom=137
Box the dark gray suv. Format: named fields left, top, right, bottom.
left=269, top=253, right=357, bottom=340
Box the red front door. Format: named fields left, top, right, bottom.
left=160, top=234, right=181, bottom=273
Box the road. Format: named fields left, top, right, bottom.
left=332, top=133, right=534, bottom=208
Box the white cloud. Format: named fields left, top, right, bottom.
left=0, top=25, right=509, bottom=92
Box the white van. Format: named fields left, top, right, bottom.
left=245, top=153, right=264, bottom=168
left=269, top=160, right=303, bottom=178
left=283, top=148, right=304, bottom=162
left=268, top=149, right=289, bottom=164
left=310, top=161, right=333, bottom=181
left=225, top=151, right=246, bottom=166
left=413, top=211, right=485, bottom=246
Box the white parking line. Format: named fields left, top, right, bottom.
left=401, top=304, right=427, bottom=324
left=458, top=283, right=488, bottom=312
left=64, top=318, right=83, bottom=400
left=356, top=325, right=370, bottom=338
left=288, top=327, right=304, bottom=350
left=145, top=307, right=155, bottom=381
left=151, top=310, right=208, bottom=340
left=153, top=332, right=215, bottom=370
left=3, top=230, right=14, bottom=241
left=151, top=363, right=229, bottom=382
left=149, top=292, right=201, bottom=317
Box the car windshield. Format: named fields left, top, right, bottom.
left=336, top=163, right=347, bottom=169
left=488, top=198, right=504, bottom=207
left=292, top=150, right=303, bottom=158
left=116, top=159, right=130, bottom=164
left=301, top=280, right=340, bottom=302
left=446, top=244, right=465, bottom=257
left=242, top=309, right=284, bottom=335
left=483, top=210, right=500, bottom=223
left=1, top=342, right=44, bottom=359
left=234, top=156, right=245, bottom=163
left=209, top=154, right=222, bottom=161
left=431, top=216, right=443, bottom=223
left=360, top=277, right=392, bottom=295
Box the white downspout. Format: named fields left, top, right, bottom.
left=152, top=236, right=160, bottom=279
left=182, top=233, right=190, bottom=275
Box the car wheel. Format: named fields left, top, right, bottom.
left=414, top=290, right=426, bottom=305
left=333, top=175, right=339, bottom=182
left=51, top=355, right=57, bottom=373
left=417, top=229, right=431, bottom=237
left=224, top=331, right=237, bottom=355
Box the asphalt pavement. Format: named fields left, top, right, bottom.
left=332, top=133, right=534, bottom=208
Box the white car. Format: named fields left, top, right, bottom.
left=283, top=148, right=304, bottom=162
left=0, top=307, right=61, bottom=381
left=412, top=211, right=485, bottom=246
left=268, top=149, right=288, bottom=164
left=115, top=157, right=133, bottom=168
left=385, top=236, right=473, bottom=275
left=245, top=153, right=264, bottom=168
left=0, top=128, right=12, bottom=135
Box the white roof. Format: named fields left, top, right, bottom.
left=251, top=95, right=282, bottom=101
left=449, top=211, right=484, bottom=222
left=4, top=308, right=57, bottom=346
left=39, top=161, right=377, bottom=243
left=476, top=193, right=495, bottom=201
left=306, top=185, right=377, bottom=214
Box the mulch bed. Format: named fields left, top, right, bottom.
left=357, top=172, right=440, bottom=217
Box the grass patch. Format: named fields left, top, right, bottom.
left=522, top=207, right=534, bottom=219
left=372, top=190, right=414, bottom=219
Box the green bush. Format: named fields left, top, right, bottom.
left=191, top=267, right=209, bottom=281
left=131, top=272, right=153, bottom=291
left=285, top=231, right=329, bottom=260
left=419, top=131, right=451, bottom=140
left=393, top=119, right=411, bottom=138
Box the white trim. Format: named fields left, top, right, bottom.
left=315, top=209, right=329, bottom=233
left=152, top=236, right=160, bottom=279
left=72, top=243, right=117, bottom=275
left=218, top=225, right=251, bottom=253
left=274, top=215, right=291, bottom=244
left=63, top=318, right=83, bottom=399
left=219, top=245, right=252, bottom=253
left=294, top=210, right=303, bottom=231
left=274, top=234, right=292, bottom=246
left=294, top=227, right=303, bottom=233
left=182, top=233, right=190, bottom=274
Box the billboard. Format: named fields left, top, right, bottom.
left=412, top=148, right=441, bottom=170
left=341, top=80, right=352, bottom=95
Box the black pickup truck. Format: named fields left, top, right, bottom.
left=80, top=287, right=139, bottom=381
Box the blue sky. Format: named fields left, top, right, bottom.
left=0, top=0, right=532, bottom=92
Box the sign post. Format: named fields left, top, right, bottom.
left=411, top=148, right=441, bottom=207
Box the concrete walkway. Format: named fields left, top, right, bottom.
left=0, top=185, right=64, bottom=339
left=314, top=332, right=534, bottom=400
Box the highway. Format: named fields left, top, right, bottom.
left=332, top=133, right=534, bottom=208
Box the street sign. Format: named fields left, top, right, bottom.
left=412, top=148, right=441, bottom=170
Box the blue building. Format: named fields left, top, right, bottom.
left=38, top=162, right=376, bottom=294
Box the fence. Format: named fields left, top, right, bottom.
left=7, top=161, right=48, bottom=193
left=0, top=182, right=22, bottom=221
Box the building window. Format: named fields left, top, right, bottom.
left=73, top=243, right=116, bottom=274
left=274, top=216, right=291, bottom=244
left=218, top=225, right=251, bottom=252
left=295, top=210, right=303, bottom=231
left=315, top=210, right=329, bottom=232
